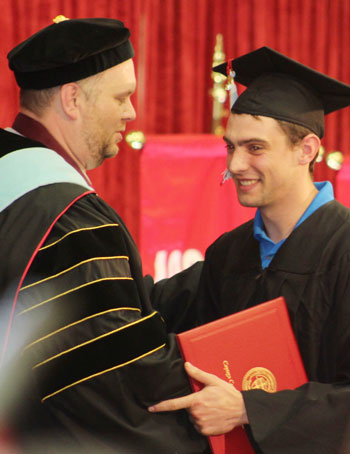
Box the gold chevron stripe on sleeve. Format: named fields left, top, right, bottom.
left=39, top=223, right=120, bottom=250
left=34, top=311, right=160, bottom=369
left=22, top=307, right=142, bottom=352
left=19, top=256, right=129, bottom=291
left=41, top=343, right=166, bottom=402
left=18, top=277, right=134, bottom=315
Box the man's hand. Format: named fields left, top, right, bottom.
left=148, top=362, right=249, bottom=436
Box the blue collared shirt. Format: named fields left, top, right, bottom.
left=253, top=181, right=334, bottom=269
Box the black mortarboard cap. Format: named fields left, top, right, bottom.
left=213, top=46, right=350, bottom=138
left=7, top=18, right=134, bottom=90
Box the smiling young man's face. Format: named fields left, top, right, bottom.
left=224, top=113, right=301, bottom=214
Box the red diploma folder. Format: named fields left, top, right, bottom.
left=176, top=297, right=307, bottom=454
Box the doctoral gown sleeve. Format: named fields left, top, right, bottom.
left=12, top=193, right=209, bottom=453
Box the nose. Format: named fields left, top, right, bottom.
left=124, top=98, right=136, bottom=122
left=227, top=148, right=249, bottom=175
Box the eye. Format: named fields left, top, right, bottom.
left=249, top=144, right=263, bottom=153
left=225, top=143, right=235, bottom=153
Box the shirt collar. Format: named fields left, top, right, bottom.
left=254, top=181, right=334, bottom=243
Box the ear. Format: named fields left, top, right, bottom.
left=59, top=83, right=81, bottom=120
left=298, top=134, right=321, bottom=166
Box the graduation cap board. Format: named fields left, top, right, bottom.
left=7, top=17, right=134, bottom=90
left=213, top=47, right=350, bottom=138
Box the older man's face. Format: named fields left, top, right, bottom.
left=79, top=59, right=136, bottom=170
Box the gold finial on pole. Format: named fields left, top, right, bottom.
left=210, top=34, right=228, bottom=136
left=53, top=15, right=70, bottom=23
left=326, top=151, right=343, bottom=171
left=125, top=131, right=146, bottom=150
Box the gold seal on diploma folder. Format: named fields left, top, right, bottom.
left=242, top=367, right=277, bottom=392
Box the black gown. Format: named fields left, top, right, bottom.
left=197, top=201, right=350, bottom=454
left=0, top=128, right=209, bottom=453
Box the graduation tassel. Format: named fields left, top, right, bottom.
left=220, top=169, right=233, bottom=185
left=221, top=60, right=237, bottom=185
left=225, top=60, right=238, bottom=108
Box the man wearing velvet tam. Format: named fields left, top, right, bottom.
left=0, top=17, right=209, bottom=453
left=150, top=47, right=350, bottom=453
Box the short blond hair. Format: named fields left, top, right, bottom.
left=20, top=86, right=59, bottom=116
left=19, top=71, right=103, bottom=116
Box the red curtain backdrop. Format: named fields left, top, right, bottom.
left=1, top=0, right=349, bottom=243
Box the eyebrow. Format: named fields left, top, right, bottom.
left=115, top=90, right=135, bottom=97
left=223, top=136, right=269, bottom=147
left=116, top=88, right=136, bottom=97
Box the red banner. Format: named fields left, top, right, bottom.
left=335, top=156, right=350, bottom=208
left=139, top=135, right=255, bottom=279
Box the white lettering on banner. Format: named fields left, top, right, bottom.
left=154, top=249, right=204, bottom=282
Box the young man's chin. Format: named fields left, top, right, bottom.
left=237, top=194, right=260, bottom=208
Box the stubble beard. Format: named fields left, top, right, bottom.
left=82, top=123, right=116, bottom=169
